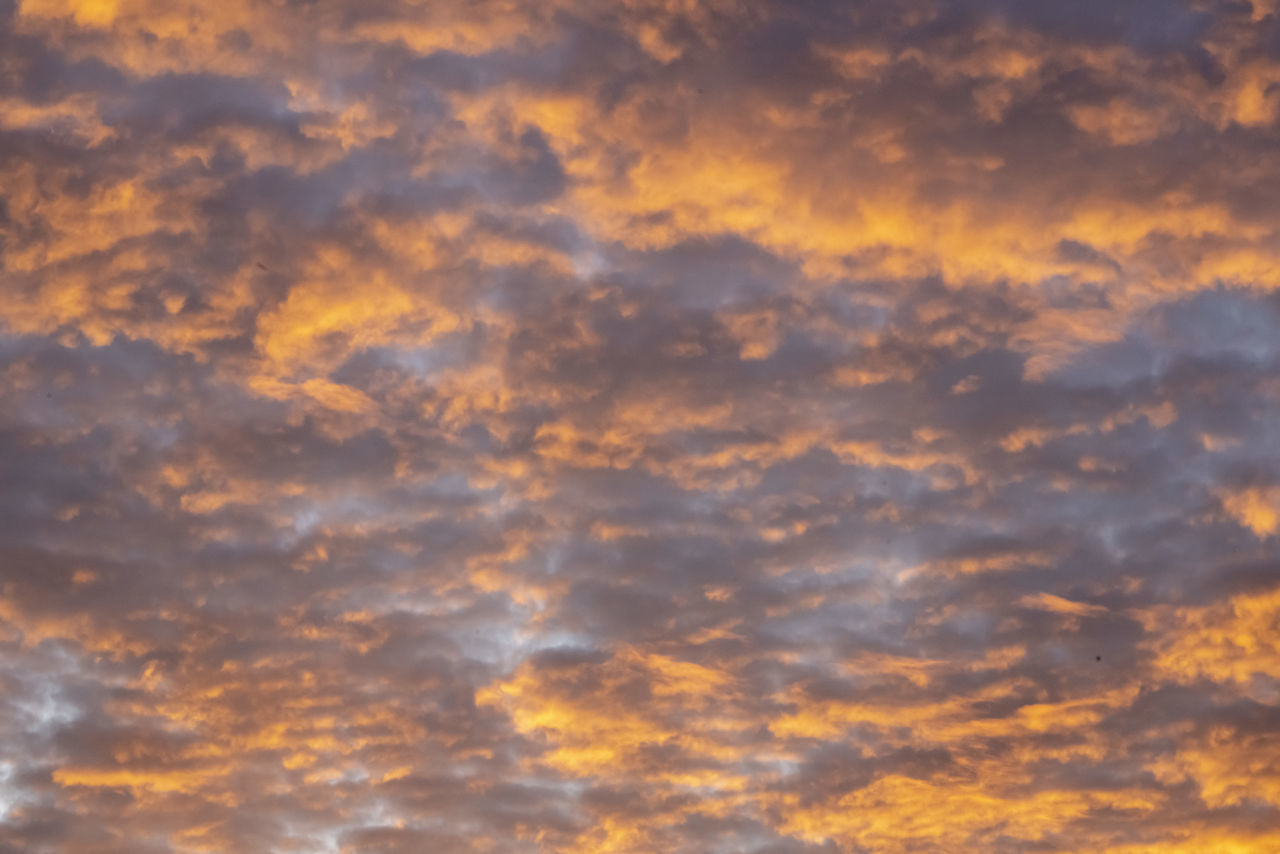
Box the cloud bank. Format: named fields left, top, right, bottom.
left=2, top=0, right=1280, bottom=851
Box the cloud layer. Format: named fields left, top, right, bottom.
left=3, top=0, right=1280, bottom=851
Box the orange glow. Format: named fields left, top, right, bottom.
left=4, top=1, right=1279, bottom=850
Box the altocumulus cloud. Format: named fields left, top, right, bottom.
left=2, top=0, right=1280, bottom=851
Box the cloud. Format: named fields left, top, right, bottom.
left=2, top=0, right=1280, bottom=851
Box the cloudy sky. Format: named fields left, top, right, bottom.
left=3, top=0, right=1280, bottom=851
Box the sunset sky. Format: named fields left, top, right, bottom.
left=3, top=0, right=1280, bottom=851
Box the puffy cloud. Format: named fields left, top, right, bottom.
left=2, top=0, right=1280, bottom=851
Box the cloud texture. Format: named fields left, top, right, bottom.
left=3, top=0, right=1280, bottom=851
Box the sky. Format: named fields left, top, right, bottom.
left=2, top=0, right=1280, bottom=851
